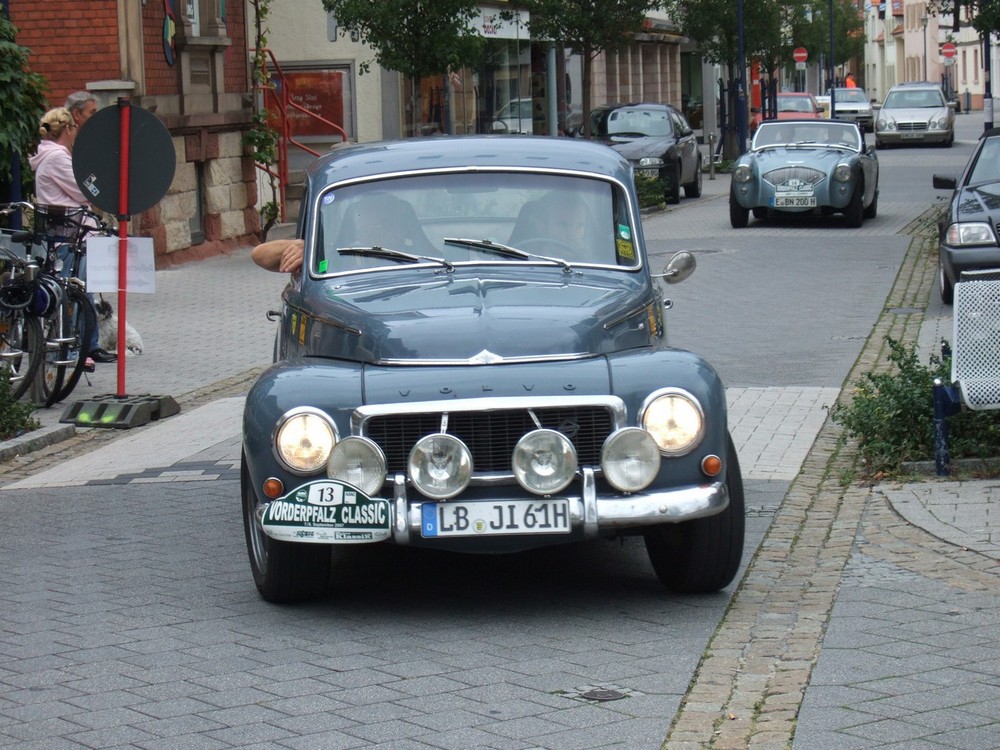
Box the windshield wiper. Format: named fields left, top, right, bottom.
left=442, top=237, right=573, bottom=272
left=338, top=245, right=454, bottom=272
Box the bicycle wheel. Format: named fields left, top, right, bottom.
left=0, top=309, right=44, bottom=401
left=39, top=284, right=96, bottom=406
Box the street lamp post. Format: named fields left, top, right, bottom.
left=922, top=14, right=928, bottom=81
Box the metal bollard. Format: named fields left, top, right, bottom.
left=708, top=132, right=716, bottom=180
left=933, top=378, right=962, bottom=477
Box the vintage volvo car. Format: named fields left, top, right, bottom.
left=729, top=119, right=879, bottom=228
left=242, top=136, right=743, bottom=603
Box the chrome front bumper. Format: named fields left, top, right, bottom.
left=390, top=467, right=728, bottom=544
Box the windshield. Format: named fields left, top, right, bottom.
left=311, top=172, right=638, bottom=275
left=753, top=121, right=861, bottom=150
left=777, top=95, right=817, bottom=113
left=832, top=88, right=868, bottom=104
left=883, top=88, right=946, bottom=109
left=970, top=137, right=1000, bottom=184
left=605, top=107, right=672, bottom=137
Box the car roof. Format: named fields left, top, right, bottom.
left=888, top=81, right=942, bottom=90
left=592, top=102, right=674, bottom=112
left=304, top=136, right=635, bottom=189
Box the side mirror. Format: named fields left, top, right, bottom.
left=932, top=174, right=958, bottom=190
left=657, top=251, right=696, bottom=284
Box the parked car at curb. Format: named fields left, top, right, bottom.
left=587, top=102, right=703, bottom=205
left=750, top=91, right=823, bottom=134
left=240, top=136, right=744, bottom=603
left=931, top=127, right=1000, bottom=303
left=729, top=119, right=879, bottom=228
left=491, top=97, right=535, bottom=135
left=875, top=82, right=955, bottom=148
left=827, top=87, right=875, bottom=132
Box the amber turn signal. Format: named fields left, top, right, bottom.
left=701, top=454, right=723, bottom=477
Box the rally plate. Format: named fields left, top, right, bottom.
left=261, top=479, right=390, bottom=543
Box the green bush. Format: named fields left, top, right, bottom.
left=0, top=365, right=39, bottom=440
left=831, top=337, right=1000, bottom=477
left=635, top=172, right=666, bottom=208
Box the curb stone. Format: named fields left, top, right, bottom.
left=660, top=207, right=940, bottom=749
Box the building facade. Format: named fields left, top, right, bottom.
left=9, top=0, right=258, bottom=266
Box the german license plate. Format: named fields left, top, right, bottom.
left=901, top=132, right=922, bottom=139
left=421, top=499, right=571, bottom=537
left=773, top=194, right=816, bottom=208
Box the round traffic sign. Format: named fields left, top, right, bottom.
left=941, top=42, right=957, bottom=59
left=72, top=103, right=176, bottom=217
left=793, top=47, right=808, bottom=63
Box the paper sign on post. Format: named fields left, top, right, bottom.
left=86, top=237, right=156, bottom=293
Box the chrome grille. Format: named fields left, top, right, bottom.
left=897, top=122, right=927, bottom=132
left=363, top=405, right=616, bottom=473
left=763, top=167, right=825, bottom=186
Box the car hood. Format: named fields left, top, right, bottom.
left=882, top=107, right=947, bottom=121
left=294, top=267, right=659, bottom=364
left=747, top=146, right=856, bottom=170
left=602, top=136, right=673, bottom=160
left=955, top=182, right=1000, bottom=221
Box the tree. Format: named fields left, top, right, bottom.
left=319, top=0, right=490, bottom=79
left=521, top=0, right=662, bottom=138
left=0, top=16, right=48, bottom=199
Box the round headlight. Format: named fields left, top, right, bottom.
left=408, top=433, right=472, bottom=500
left=274, top=407, right=337, bottom=474
left=733, top=164, right=752, bottom=184
left=601, top=427, right=661, bottom=493
left=640, top=389, right=705, bottom=455
left=833, top=164, right=853, bottom=183
left=512, top=429, right=577, bottom=495
left=327, top=436, right=387, bottom=496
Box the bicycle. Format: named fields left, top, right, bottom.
left=0, top=202, right=113, bottom=406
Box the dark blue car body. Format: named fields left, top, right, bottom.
left=241, top=136, right=744, bottom=602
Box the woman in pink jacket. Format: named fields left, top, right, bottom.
left=27, top=107, right=116, bottom=363
left=29, top=107, right=88, bottom=208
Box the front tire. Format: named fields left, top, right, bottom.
left=241, top=453, right=332, bottom=603
left=844, top=180, right=865, bottom=228
left=664, top=161, right=681, bottom=205
left=684, top=158, right=703, bottom=198
left=729, top=193, right=749, bottom=228
left=863, top=188, right=879, bottom=219
left=939, top=261, right=954, bottom=305
left=644, top=434, right=745, bottom=593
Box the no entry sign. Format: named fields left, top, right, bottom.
left=941, top=42, right=957, bottom=59
left=793, top=47, right=808, bottom=63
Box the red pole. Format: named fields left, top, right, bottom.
left=116, top=99, right=131, bottom=397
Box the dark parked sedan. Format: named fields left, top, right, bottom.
left=588, top=102, right=702, bottom=204
left=241, top=136, right=744, bottom=603
left=932, top=127, right=1000, bottom=303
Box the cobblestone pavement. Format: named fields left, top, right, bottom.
left=1, top=143, right=997, bottom=748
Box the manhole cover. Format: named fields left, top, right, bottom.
left=579, top=688, right=627, bottom=702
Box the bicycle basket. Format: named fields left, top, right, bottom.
left=33, top=203, right=86, bottom=243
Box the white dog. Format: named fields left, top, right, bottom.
left=94, top=298, right=144, bottom=356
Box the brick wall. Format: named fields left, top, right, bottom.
left=10, top=0, right=121, bottom=105
left=11, top=0, right=259, bottom=267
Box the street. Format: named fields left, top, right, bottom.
left=0, top=115, right=996, bottom=749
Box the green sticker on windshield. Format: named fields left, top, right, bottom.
left=618, top=224, right=631, bottom=240
left=318, top=259, right=328, bottom=273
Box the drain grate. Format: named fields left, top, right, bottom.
left=559, top=683, right=640, bottom=704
